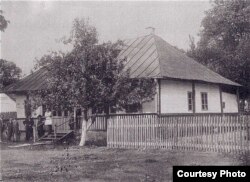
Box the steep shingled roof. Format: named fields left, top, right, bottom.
left=4, top=67, right=49, bottom=93
left=5, top=34, right=240, bottom=93
left=118, top=34, right=240, bottom=86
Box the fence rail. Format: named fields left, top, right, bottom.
left=107, top=114, right=250, bottom=153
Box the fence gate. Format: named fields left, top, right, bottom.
left=107, top=114, right=250, bottom=153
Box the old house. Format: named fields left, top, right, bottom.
left=4, top=67, right=48, bottom=118
left=119, top=31, right=241, bottom=114
left=4, top=32, right=241, bottom=119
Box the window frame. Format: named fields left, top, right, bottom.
left=125, top=103, right=142, bottom=113
left=201, top=92, right=208, bottom=111
left=187, top=91, right=193, bottom=111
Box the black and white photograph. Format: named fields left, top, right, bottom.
left=0, top=0, right=250, bottom=181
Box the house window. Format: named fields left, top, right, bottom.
left=201, top=92, right=208, bottom=110
left=110, top=105, right=116, bottom=114
left=64, top=110, right=69, bottom=117
left=125, top=103, right=142, bottom=113
left=76, top=108, right=82, bottom=116
left=187, top=92, right=193, bottom=111
left=53, top=110, right=57, bottom=116
left=52, top=108, right=62, bottom=116
left=92, top=107, right=104, bottom=115
left=57, top=109, right=62, bottom=116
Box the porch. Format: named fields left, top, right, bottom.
left=14, top=115, right=107, bottom=143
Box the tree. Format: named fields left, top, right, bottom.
left=187, top=0, right=250, bottom=97
left=33, top=18, right=156, bottom=146
left=0, top=59, right=22, bottom=90
left=0, top=10, right=9, bottom=32
left=0, top=13, right=16, bottom=90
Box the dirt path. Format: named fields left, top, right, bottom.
left=1, top=143, right=249, bottom=182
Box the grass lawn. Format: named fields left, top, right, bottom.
left=1, top=142, right=249, bottom=182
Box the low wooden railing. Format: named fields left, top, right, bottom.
left=9, top=115, right=107, bottom=142
left=51, top=115, right=108, bottom=132
left=0, top=112, right=17, bottom=120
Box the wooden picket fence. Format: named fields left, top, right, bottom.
left=107, top=114, right=250, bottom=153
left=88, top=115, right=107, bottom=131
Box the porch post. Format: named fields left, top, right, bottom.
left=158, top=79, right=161, bottom=115
left=219, top=85, right=223, bottom=114
left=236, top=87, right=240, bottom=113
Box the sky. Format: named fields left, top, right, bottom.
left=1, top=0, right=211, bottom=76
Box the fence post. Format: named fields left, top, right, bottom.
left=174, top=118, right=178, bottom=149
left=105, top=115, right=108, bottom=131
left=33, top=118, right=37, bottom=143
left=33, top=125, right=36, bottom=143
left=54, top=124, right=57, bottom=142
left=247, top=116, right=250, bottom=141
left=247, top=116, right=250, bottom=152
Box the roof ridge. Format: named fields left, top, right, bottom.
left=123, top=34, right=151, bottom=43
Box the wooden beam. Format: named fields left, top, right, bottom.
left=192, top=82, right=196, bottom=113
left=219, top=85, right=223, bottom=114
left=158, top=79, right=161, bottom=115
left=236, top=87, right=240, bottom=113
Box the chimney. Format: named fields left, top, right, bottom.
left=146, top=27, right=155, bottom=35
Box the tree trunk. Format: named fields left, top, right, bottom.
left=79, top=109, right=95, bottom=146
left=79, top=109, right=88, bottom=146
left=79, top=118, right=87, bottom=146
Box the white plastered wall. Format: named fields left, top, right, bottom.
left=13, top=94, right=44, bottom=118
left=0, top=93, right=16, bottom=113
left=160, top=80, right=193, bottom=113
left=222, top=92, right=238, bottom=113
left=15, top=94, right=26, bottom=118
left=142, top=97, right=156, bottom=113
left=195, top=83, right=221, bottom=113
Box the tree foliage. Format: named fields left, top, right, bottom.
left=32, top=18, right=156, bottom=145
left=0, top=59, right=22, bottom=90
left=33, top=18, right=156, bottom=115
left=187, top=0, right=250, bottom=96
left=0, top=10, right=9, bottom=32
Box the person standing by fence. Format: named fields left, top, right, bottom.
left=37, top=115, right=45, bottom=137
left=0, top=116, right=4, bottom=142
left=68, top=112, right=74, bottom=130
left=23, top=116, right=34, bottom=141
left=12, top=118, right=20, bottom=142
left=45, top=109, right=52, bottom=135
left=244, top=100, right=249, bottom=112
left=7, top=118, right=13, bottom=141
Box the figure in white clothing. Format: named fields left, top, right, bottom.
left=44, top=109, right=52, bottom=134
left=244, top=100, right=249, bottom=112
